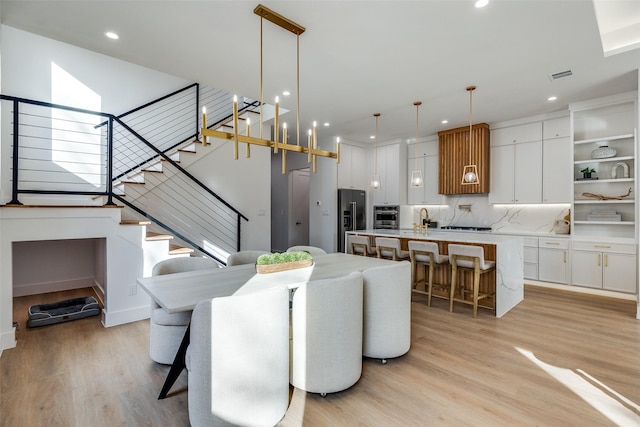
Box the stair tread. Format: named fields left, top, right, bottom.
left=120, top=219, right=151, bottom=225
left=146, top=232, right=174, bottom=241
left=169, top=244, right=194, bottom=255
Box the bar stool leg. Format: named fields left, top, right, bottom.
left=427, top=262, right=434, bottom=307
left=473, top=261, right=481, bottom=318
left=449, top=260, right=457, bottom=312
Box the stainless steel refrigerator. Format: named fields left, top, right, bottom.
left=337, top=189, right=366, bottom=252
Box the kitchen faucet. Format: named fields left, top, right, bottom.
left=413, top=208, right=429, bottom=235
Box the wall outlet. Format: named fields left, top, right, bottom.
left=128, top=285, right=137, bottom=296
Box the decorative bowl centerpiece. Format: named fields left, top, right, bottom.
left=591, top=145, right=616, bottom=159
left=255, top=251, right=313, bottom=274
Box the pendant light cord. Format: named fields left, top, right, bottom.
left=468, top=86, right=474, bottom=165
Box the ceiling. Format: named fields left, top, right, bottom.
left=1, top=0, right=639, bottom=145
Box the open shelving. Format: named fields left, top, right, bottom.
left=570, top=93, right=637, bottom=239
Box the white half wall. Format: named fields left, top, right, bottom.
left=0, top=207, right=156, bottom=351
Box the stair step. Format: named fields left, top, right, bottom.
left=169, top=244, right=194, bottom=255
left=146, top=232, right=173, bottom=241
left=142, top=169, right=164, bottom=174
left=120, top=219, right=151, bottom=226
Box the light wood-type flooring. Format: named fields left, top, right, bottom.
left=1, top=286, right=639, bottom=426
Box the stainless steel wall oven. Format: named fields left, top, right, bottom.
left=373, top=205, right=399, bottom=229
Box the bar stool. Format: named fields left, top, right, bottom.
left=348, top=235, right=376, bottom=257
left=375, top=237, right=410, bottom=261
left=408, top=241, right=450, bottom=306
left=448, top=244, right=496, bottom=317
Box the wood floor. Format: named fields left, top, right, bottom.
left=2, top=286, right=639, bottom=426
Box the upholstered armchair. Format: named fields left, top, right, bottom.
left=149, top=257, right=220, bottom=364
left=362, top=261, right=411, bottom=363
left=290, top=271, right=364, bottom=396
left=226, top=250, right=270, bottom=266
left=286, top=245, right=328, bottom=256
left=186, top=287, right=290, bottom=427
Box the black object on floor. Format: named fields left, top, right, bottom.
left=27, top=296, right=100, bottom=327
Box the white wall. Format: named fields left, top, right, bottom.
left=183, top=135, right=271, bottom=252
left=309, top=141, right=338, bottom=253
left=0, top=25, right=191, bottom=204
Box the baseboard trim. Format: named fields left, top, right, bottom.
left=1, top=325, right=17, bottom=352
left=13, top=278, right=96, bottom=298
left=525, top=280, right=637, bottom=301
left=101, top=305, right=150, bottom=328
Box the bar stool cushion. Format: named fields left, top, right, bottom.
left=448, top=244, right=495, bottom=271
left=408, top=241, right=449, bottom=265
left=375, top=237, right=410, bottom=260
left=348, top=235, right=376, bottom=256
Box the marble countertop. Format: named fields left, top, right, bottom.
left=348, top=229, right=522, bottom=245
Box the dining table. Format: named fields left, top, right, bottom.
left=136, top=252, right=401, bottom=398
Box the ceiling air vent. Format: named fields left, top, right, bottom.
left=549, top=69, right=573, bottom=80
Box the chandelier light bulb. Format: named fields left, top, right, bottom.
left=464, top=171, right=477, bottom=183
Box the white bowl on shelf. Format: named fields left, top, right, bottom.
left=591, top=145, right=616, bottom=159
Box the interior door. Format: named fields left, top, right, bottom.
left=288, top=168, right=310, bottom=247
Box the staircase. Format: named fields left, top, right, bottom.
left=2, top=84, right=266, bottom=265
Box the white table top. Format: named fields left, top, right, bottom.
left=137, top=252, right=400, bottom=313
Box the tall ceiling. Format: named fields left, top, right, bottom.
left=1, top=0, right=639, bottom=145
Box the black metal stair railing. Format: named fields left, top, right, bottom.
left=0, top=87, right=253, bottom=263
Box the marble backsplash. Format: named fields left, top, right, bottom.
left=401, top=194, right=571, bottom=235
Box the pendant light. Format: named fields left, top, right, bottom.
left=461, top=85, right=480, bottom=185
left=371, top=113, right=381, bottom=190
left=409, top=101, right=424, bottom=188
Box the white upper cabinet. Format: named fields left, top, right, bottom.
left=407, top=139, right=443, bottom=205
left=542, top=117, right=572, bottom=203
left=542, top=116, right=570, bottom=140
left=491, top=121, right=542, bottom=146
left=490, top=122, right=542, bottom=204
left=337, top=143, right=367, bottom=190
left=372, top=143, right=402, bottom=205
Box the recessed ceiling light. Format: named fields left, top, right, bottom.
left=323, top=122, right=330, bottom=127
left=370, top=135, right=375, bottom=139
left=475, top=0, right=489, bottom=8
left=548, top=96, right=558, bottom=101
left=105, top=31, right=119, bottom=40
left=441, top=119, right=449, bottom=124
left=282, top=90, right=290, bottom=96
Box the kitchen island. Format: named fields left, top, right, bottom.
left=345, top=229, right=524, bottom=317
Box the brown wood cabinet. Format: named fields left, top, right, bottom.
left=438, top=123, right=490, bottom=194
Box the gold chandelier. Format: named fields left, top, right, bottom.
left=200, top=4, right=339, bottom=174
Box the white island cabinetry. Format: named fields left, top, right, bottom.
left=346, top=229, right=524, bottom=317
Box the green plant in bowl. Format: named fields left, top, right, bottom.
left=256, top=251, right=312, bottom=265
